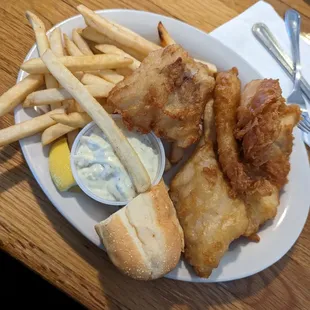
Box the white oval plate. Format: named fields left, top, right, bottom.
left=15, top=10, right=310, bottom=282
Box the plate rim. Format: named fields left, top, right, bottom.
left=14, top=9, right=310, bottom=283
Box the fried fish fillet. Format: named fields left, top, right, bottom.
left=108, top=44, right=215, bottom=148
left=214, top=69, right=280, bottom=239
left=170, top=100, right=248, bottom=278
left=236, top=79, right=301, bottom=189
left=214, top=68, right=272, bottom=196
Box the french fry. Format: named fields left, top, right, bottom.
left=66, top=102, right=80, bottom=149
left=0, top=108, right=65, bottom=147
left=81, top=26, right=115, bottom=44
left=164, top=157, right=172, bottom=172
left=64, top=34, right=83, bottom=56
left=81, top=73, right=115, bottom=87
left=42, top=123, right=76, bottom=146
left=0, top=74, right=44, bottom=116
left=25, top=11, right=49, bottom=55
left=64, top=35, right=99, bottom=100
left=24, top=84, right=113, bottom=107
left=49, top=28, right=66, bottom=109
left=95, top=44, right=141, bottom=71
left=98, top=69, right=123, bottom=84
left=77, top=5, right=160, bottom=58
left=21, top=54, right=133, bottom=74
left=26, top=11, right=59, bottom=107
left=51, top=112, right=92, bottom=127
left=72, top=28, right=93, bottom=56
left=87, top=41, right=102, bottom=54
left=158, top=21, right=176, bottom=47
left=72, top=100, right=84, bottom=113
left=41, top=49, right=151, bottom=193
left=50, top=28, right=65, bottom=57
left=170, top=142, right=185, bottom=164
left=81, top=27, right=145, bottom=61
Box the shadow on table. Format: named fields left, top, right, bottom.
left=0, top=148, right=292, bottom=310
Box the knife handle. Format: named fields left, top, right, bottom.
left=252, top=22, right=310, bottom=102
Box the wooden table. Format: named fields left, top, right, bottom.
left=0, top=0, right=309, bottom=309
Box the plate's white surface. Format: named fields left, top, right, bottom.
left=15, top=10, right=310, bottom=282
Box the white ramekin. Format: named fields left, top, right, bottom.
left=70, top=116, right=165, bottom=206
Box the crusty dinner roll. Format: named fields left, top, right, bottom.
left=95, top=181, right=184, bottom=280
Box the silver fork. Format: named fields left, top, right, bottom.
left=285, top=9, right=310, bottom=133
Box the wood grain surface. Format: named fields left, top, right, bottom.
left=0, top=1, right=310, bottom=309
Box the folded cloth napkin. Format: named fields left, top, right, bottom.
left=210, top=0, right=310, bottom=143
left=210, top=0, right=310, bottom=97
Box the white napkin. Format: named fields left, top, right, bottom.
left=210, top=0, right=310, bottom=99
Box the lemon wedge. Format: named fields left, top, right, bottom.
left=49, top=137, right=76, bottom=191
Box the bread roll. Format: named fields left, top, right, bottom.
left=95, top=181, right=184, bottom=280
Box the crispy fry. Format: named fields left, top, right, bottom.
left=21, top=54, right=133, bottom=74
left=77, top=5, right=160, bottom=58
left=81, top=73, right=115, bottom=87
left=0, top=108, right=64, bottom=147
left=50, top=28, right=65, bottom=57
left=66, top=102, right=80, bottom=149
left=42, top=123, right=77, bottom=145
left=51, top=112, right=92, bottom=127
left=81, top=27, right=145, bottom=61
left=95, top=44, right=141, bottom=71
left=41, top=49, right=151, bottom=193
left=24, top=84, right=113, bottom=106
left=71, top=100, right=84, bottom=113
left=98, top=70, right=123, bottom=84
left=25, top=11, right=49, bottom=55
left=64, top=34, right=83, bottom=56
left=72, top=28, right=93, bottom=55
left=26, top=11, right=59, bottom=108
left=81, top=26, right=115, bottom=43
left=170, top=142, right=185, bottom=164
left=49, top=28, right=66, bottom=109
left=0, top=74, right=44, bottom=116
left=158, top=21, right=176, bottom=47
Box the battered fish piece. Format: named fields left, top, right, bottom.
left=236, top=79, right=301, bottom=189
left=170, top=101, right=248, bottom=278
left=244, top=187, right=279, bottom=237
left=214, top=68, right=272, bottom=196
left=108, top=44, right=215, bottom=148
left=214, top=70, right=281, bottom=239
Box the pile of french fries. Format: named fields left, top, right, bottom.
left=0, top=4, right=217, bottom=175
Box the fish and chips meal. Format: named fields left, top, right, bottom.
left=0, top=4, right=301, bottom=280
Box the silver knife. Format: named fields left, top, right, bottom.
left=252, top=22, right=310, bottom=102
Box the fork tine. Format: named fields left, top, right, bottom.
left=298, top=121, right=310, bottom=133
left=301, top=112, right=310, bottom=127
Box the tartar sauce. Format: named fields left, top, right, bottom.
left=73, top=122, right=159, bottom=202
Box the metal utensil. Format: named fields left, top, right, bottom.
left=252, top=22, right=310, bottom=134
left=284, top=10, right=310, bottom=134
left=285, top=10, right=307, bottom=109
left=252, top=23, right=310, bottom=102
